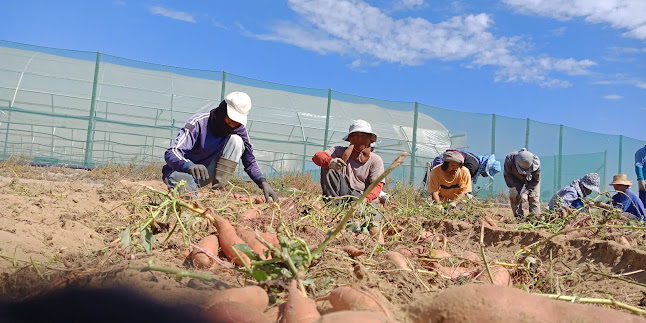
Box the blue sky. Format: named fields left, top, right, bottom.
left=3, top=0, right=646, bottom=141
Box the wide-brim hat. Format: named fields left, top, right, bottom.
left=225, top=92, right=252, bottom=126
left=581, top=173, right=601, bottom=193
left=485, top=154, right=501, bottom=178
left=610, top=174, right=632, bottom=186
left=342, top=119, right=377, bottom=143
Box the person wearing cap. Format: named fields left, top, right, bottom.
left=548, top=173, right=600, bottom=215
left=162, top=92, right=279, bottom=202
left=504, top=148, right=541, bottom=218
left=312, top=120, right=385, bottom=209
left=634, top=145, right=646, bottom=207
left=425, top=150, right=472, bottom=206
left=428, top=150, right=501, bottom=187
left=596, top=174, right=645, bottom=221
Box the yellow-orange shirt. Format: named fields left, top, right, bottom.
left=426, top=165, right=472, bottom=201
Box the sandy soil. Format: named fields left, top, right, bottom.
left=0, top=165, right=645, bottom=322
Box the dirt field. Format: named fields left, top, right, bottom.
left=0, top=161, right=645, bottom=322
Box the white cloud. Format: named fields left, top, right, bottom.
left=551, top=26, right=566, bottom=36
left=637, top=83, right=646, bottom=89
left=252, top=0, right=595, bottom=87
left=395, top=0, right=425, bottom=10
left=592, top=73, right=646, bottom=90
left=503, top=0, right=646, bottom=40
left=149, top=6, right=196, bottom=23
left=113, top=1, right=126, bottom=6
left=604, top=94, right=623, bottom=100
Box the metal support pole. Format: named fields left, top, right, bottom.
left=603, top=150, right=608, bottom=191
left=84, top=52, right=101, bottom=166
left=525, top=118, right=530, bottom=150
left=410, top=102, right=419, bottom=184
left=302, top=138, right=308, bottom=173
left=618, top=135, right=623, bottom=174
left=323, top=89, right=332, bottom=150
left=558, top=124, right=563, bottom=189
left=220, top=71, right=227, bottom=101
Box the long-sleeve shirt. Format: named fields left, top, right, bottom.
left=162, top=112, right=264, bottom=186
left=635, top=145, right=646, bottom=181
left=612, top=188, right=645, bottom=220
left=504, top=151, right=540, bottom=190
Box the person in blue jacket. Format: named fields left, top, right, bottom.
left=596, top=174, right=645, bottom=222
left=548, top=173, right=600, bottom=215
left=162, top=91, right=278, bottom=202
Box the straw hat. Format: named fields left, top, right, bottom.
left=610, top=174, right=632, bottom=186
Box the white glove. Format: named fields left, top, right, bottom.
left=639, top=180, right=646, bottom=192
left=329, top=158, right=347, bottom=171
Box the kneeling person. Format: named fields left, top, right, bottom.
left=426, top=150, right=472, bottom=207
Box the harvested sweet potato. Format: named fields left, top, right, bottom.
left=341, top=246, right=365, bottom=257
left=203, top=301, right=270, bottom=323
left=240, top=208, right=260, bottom=221
left=369, top=226, right=384, bottom=244
left=385, top=251, right=409, bottom=270
left=433, top=264, right=478, bottom=279
left=191, top=235, right=220, bottom=269
left=478, top=265, right=512, bottom=286
left=280, top=280, right=321, bottom=323
left=407, top=284, right=646, bottom=323
left=314, top=310, right=397, bottom=323
left=236, top=226, right=270, bottom=260
left=202, top=286, right=269, bottom=312
left=483, top=215, right=496, bottom=226
left=258, top=232, right=281, bottom=250
left=316, top=284, right=393, bottom=318
left=394, top=245, right=425, bottom=258
left=213, top=216, right=251, bottom=266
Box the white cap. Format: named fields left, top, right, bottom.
left=342, top=119, right=377, bottom=143
left=224, top=92, right=251, bottom=126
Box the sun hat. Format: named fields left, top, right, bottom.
left=342, top=119, right=377, bottom=143
left=580, top=173, right=601, bottom=193
left=516, top=148, right=534, bottom=170
left=610, top=174, right=632, bottom=186
left=443, top=150, right=464, bottom=164
left=485, top=154, right=501, bottom=178
left=224, top=92, right=252, bottom=126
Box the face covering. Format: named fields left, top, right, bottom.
left=208, top=101, right=235, bottom=137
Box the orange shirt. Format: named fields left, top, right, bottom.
left=426, top=165, right=472, bottom=201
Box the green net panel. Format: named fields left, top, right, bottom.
left=1, top=40, right=644, bottom=201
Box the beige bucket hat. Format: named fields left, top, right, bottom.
left=610, top=174, right=632, bottom=186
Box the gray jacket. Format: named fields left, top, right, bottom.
left=504, top=151, right=540, bottom=190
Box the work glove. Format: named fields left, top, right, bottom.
left=639, top=180, right=646, bottom=192
left=187, top=164, right=208, bottom=181
left=328, top=158, right=347, bottom=171
left=261, top=181, right=279, bottom=203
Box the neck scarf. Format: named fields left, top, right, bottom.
left=208, top=101, right=235, bottom=138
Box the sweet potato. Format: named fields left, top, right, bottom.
left=202, top=286, right=269, bottom=312
left=314, top=311, right=397, bottom=323
left=316, top=284, right=393, bottom=318
left=417, top=231, right=436, bottom=243
left=618, top=236, right=632, bottom=248
left=369, top=226, right=385, bottom=244
left=236, top=226, right=270, bottom=260
left=407, top=284, right=646, bottom=323
left=429, top=249, right=451, bottom=259
left=434, top=264, right=478, bottom=279
left=264, top=304, right=284, bottom=322
left=341, top=246, right=365, bottom=257
left=483, top=215, right=496, bottom=226
left=240, top=208, right=260, bottom=220
left=478, top=265, right=512, bottom=286
left=342, top=144, right=355, bottom=162
left=203, top=301, right=270, bottom=323
left=258, top=232, right=281, bottom=250
left=191, top=235, right=220, bottom=269
left=213, top=216, right=251, bottom=267
left=385, top=251, right=409, bottom=270
left=395, top=245, right=425, bottom=257
left=280, top=280, right=321, bottom=323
